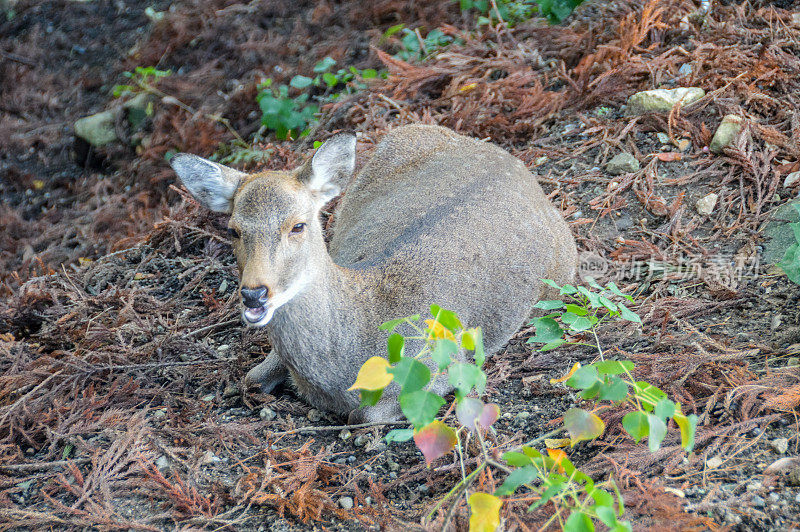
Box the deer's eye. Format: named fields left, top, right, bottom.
left=227, top=227, right=240, bottom=239
left=290, top=223, right=306, bottom=235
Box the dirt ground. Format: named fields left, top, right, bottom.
left=1, top=0, right=800, bottom=530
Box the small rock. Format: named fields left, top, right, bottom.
left=515, top=411, right=531, bottom=420
left=217, top=344, right=230, bottom=353
left=201, top=393, right=215, bottom=402
left=307, top=409, right=322, bottom=422
left=259, top=407, right=276, bottom=421
left=353, top=434, right=368, bottom=447
left=770, top=438, right=789, bottom=455
left=534, top=156, right=548, bottom=166
left=218, top=280, right=228, bottom=294
left=365, top=496, right=373, bottom=505
left=678, top=63, right=693, bottom=77
left=768, top=492, right=780, bottom=503
left=706, top=456, right=724, bottom=469
left=339, top=429, right=352, bottom=441
left=752, top=495, right=765, bottom=508
left=709, top=114, right=743, bottom=153
left=626, top=87, right=705, bottom=115
left=153, top=408, right=167, bottom=419
left=347, top=455, right=356, bottom=463
left=387, top=459, right=400, bottom=472
left=418, top=484, right=429, bottom=493
left=155, top=455, right=170, bottom=471
left=663, top=487, right=685, bottom=498
left=656, top=132, right=671, bottom=144
left=793, top=12, right=800, bottom=25
left=200, top=450, right=220, bottom=465
left=74, top=110, right=118, bottom=146
left=746, top=481, right=762, bottom=492
left=606, top=152, right=640, bottom=175
left=677, top=139, right=691, bottom=152
left=696, top=193, right=718, bottom=215
left=338, top=496, right=354, bottom=510
left=796, top=492, right=800, bottom=503
left=784, top=171, right=800, bottom=189
left=222, top=383, right=239, bottom=398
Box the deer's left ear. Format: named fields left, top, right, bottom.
left=297, top=132, right=356, bottom=204
left=171, top=154, right=246, bottom=213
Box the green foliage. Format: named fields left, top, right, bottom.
left=457, top=0, right=584, bottom=25
left=113, top=66, right=172, bottom=97
left=211, top=140, right=273, bottom=166
left=391, top=27, right=463, bottom=62
left=255, top=57, right=384, bottom=140
left=777, top=203, right=800, bottom=285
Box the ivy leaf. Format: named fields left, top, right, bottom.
left=468, top=493, right=502, bottom=532
left=387, top=333, right=405, bottom=363
left=594, top=360, right=634, bottom=376
left=456, top=398, right=500, bottom=432
left=399, top=390, right=445, bottom=427
left=534, top=300, right=565, bottom=310
left=503, top=451, right=533, bottom=467
left=429, top=304, right=462, bottom=331
left=564, top=408, right=605, bottom=445
left=564, top=511, right=594, bottom=532
left=495, top=465, right=537, bottom=496
left=564, top=303, right=588, bottom=315
left=348, top=357, right=393, bottom=391
left=289, top=75, right=313, bottom=88
left=448, top=363, right=486, bottom=398
left=431, top=339, right=457, bottom=370
left=647, top=414, right=667, bottom=452
left=528, top=317, right=564, bottom=343
left=622, top=411, right=649, bottom=443
left=617, top=302, right=641, bottom=323
left=384, top=428, right=413, bottom=443
left=359, top=388, right=383, bottom=407
left=413, top=420, right=457, bottom=466
left=598, top=375, right=629, bottom=401
left=566, top=365, right=600, bottom=390
left=569, top=316, right=594, bottom=332
left=388, top=358, right=430, bottom=393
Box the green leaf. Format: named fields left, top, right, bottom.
left=579, top=381, right=601, bottom=400
left=387, top=333, right=405, bottom=363
left=622, top=411, right=649, bottom=443
left=540, top=339, right=567, bottom=351
left=399, top=390, right=445, bottom=428
left=431, top=338, right=458, bottom=370
left=590, top=487, right=614, bottom=509
left=361, top=68, right=378, bottom=79
left=534, top=300, right=565, bottom=310
left=569, top=316, right=594, bottom=331
left=541, top=279, right=561, bottom=289
left=647, top=414, right=667, bottom=451
left=598, top=375, right=629, bottom=401
left=560, top=284, right=578, bottom=295
left=564, top=408, right=605, bottom=445
left=654, top=399, right=676, bottom=422
left=564, top=511, right=594, bottom=532
left=594, top=360, right=634, bottom=375
left=564, top=303, right=588, bottom=315
left=674, top=413, right=698, bottom=451
left=528, top=317, right=564, bottom=343
left=385, top=428, right=413, bottom=443
left=313, top=56, right=336, bottom=72
left=322, top=72, right=338, bottom=88
left=566, top=365, right=600, bottom=390
left=605, top=281, right=633, bottom=301
left=378, top=314, right=420, bottom=332
left=495, top=465, right=538, bottom=496
left=503, top=451, right=533, bottom=467
left=429, top=304, right=462, bottom=331
left=596, top=505, right=617, bottom=528
left=585, top=276, right=604, bottom=290
left=633, top=381, right=667, bottom=408
left=388, top=358, right=430, bottom=393
left=448, top=363, right=486, bottom=398
left=472, top=326, right=485, bottom=366
left=617, top=302, right=641, bottom=323
left=414, top=420, right=457, bottom=465
left=289, top=75, right=313, bottom=88
left=598, top=295, right=619, bottom=312
left=561, top=312, right=580, bottom=325
left=359, top=388, right=383, bottom=407
left=529, top=481, right=564, bottom=510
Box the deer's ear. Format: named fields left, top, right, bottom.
left=170, top=154, right=245, bottom=213
left=297, top=132, right=356, bottom=204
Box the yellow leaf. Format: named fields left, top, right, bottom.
left=348, top=356, right=393, bottom=391
left=32, top=180, right=44, bottom=190
left=425, top=319, right=456, bottom=342
left=550, top=362, right=581, bottom=384
left=468, top=492, right=502, bottom=532
left=77, top=257, right=93, bottom=266
left=544, top=438, right=571, bottom=449
left=459, top=83, right=477, bottom=93
left=462, top=330, right=475, bottom=350
left=547, top=448, right=567, bottom=472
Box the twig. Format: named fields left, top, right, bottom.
left=0, top=458, right=91, bottom=473
left=185, top=318, right=240, bottom=338
left=0, top=50, right=36, bottom=66
left=269, top=420, right=408, bottom=437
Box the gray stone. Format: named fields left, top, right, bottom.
left=418, top=484, right=429, bottom=493
left=259, top=407, right=276, bottom=421
left=155, top=455, right=170, bottom=471
left=307, top=409, right=322, bottom=422
left=200, top=393, right=215, bottom=402
left=696, top=193, right=718, bottom=216
left=770, top=437, right=789, bottom=455
left=784, top=171, right=800, bottom=189
left=710, top=115, right=743, bottom=153
left=626, top=87, right=705, bottom=115
left=74, top=110, right=118, bottom=146
left=678, top=63, right=693, bottom=77
left=338, top=496, right=354, bottom=510
left=353, top=434, right=368, bottom=447
left=339, top=429, right=351, bottom=441
left=706, top=456, right=724, bottom=469
left=752, top=495, right=765, bottom=507
left=763, top=200, right=800, bottom=264
left=606, top=152, right=640, bottom=175
left=222, top=383, right=238, bottom=398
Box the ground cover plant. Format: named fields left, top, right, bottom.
left=1, top=0, right=800, bottom=530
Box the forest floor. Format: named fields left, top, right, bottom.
left=1, top=0, right=800, bottom=530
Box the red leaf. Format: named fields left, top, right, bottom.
left=413, top=420, right=457, bottom=466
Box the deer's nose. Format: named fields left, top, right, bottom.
left=241, top=287, right=269, bottom=308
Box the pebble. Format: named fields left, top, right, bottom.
left=201, top=393, right=215, bottom=402
left=746, top=481, right=762, bottom=492
left=365, top=497, right=373, bottom=505
left=338, top=496, right=354, bottom=510
left=706, top=456, right=723, bottom=469
left=785, top=171, right=800, bottom=189
left=771, top=437, right=789, bottom=454
left=307, top=409, right=322, bottom=422
left=259, top=407, right=276, bottom=421
left=418, top=484, right=429, bottom=493
left=354, top=434, right=368, bottom=447
left=606, top=152, right=640, bottom=175
left=153, top=408, right=167, bottom=419
left=796, top=492, right=800, bottom=503
left=339, top=429, right=352, bottom=441
left=752, top=495, right=765, bottom=508
left=709, top=114, right=743, bottom=153
left=656, top=132, right=670, bottom=144
left=347, top=455, right=356, bottom=463
left=222, top=383, right=239, bottom=398
left=217, top=344, right=230, bottom=353
left=155, top=455, right=170, bottom=471
left=696, top=193, right=718, bottom=215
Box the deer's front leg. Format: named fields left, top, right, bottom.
left=244, top=351, right=287, bottom=394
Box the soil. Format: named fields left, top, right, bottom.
left=1, top=0, right=800, bottom=531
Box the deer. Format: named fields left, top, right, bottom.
left=170, top=124, right=577, bottom=423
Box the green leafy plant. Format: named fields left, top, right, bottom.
left=112, top=66, right=172, bottom=98
left=457, top=0, right=584, bottom=25
left=391, top=27, right=462, bottom=62
left=256, top=57, right=383, bottom=140
left=777, top=203, right=800, bottom=285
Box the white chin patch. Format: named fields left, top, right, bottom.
left=242, top=305, right=276, bottom=327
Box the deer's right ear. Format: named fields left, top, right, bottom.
left=170, top=154, right=245, bottom=213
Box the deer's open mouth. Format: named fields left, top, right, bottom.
left=242, top=304, right=275, bottom=327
